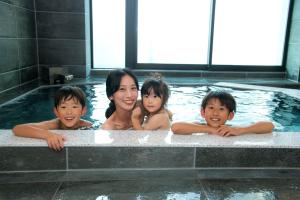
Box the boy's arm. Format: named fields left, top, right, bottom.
left=171, top=122, right=216, bottom=135
left=217, top=121, right=274, bottom=136
left=12, top=120, right=65, bottom=151
left=79, top=119, right=93, bottom=128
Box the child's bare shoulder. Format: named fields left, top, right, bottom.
left=37, top=119, right=60, bottom=129
left=79, top=119, right=93, bottom=127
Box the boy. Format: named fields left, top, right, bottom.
left=171, top=90, right=274, bottom=136
left=13, top=86, right=92, bottom=150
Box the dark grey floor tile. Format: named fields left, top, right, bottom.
left=196, top=169, right=300, bottom=179
left=0, top=2, right=17, bottom=37
left=0, top=147, right=66, bottom=171
left=16, top=7, right=35, bottom=38
left=0, top=182, right=61, bottom=200
left=201, top=179, right=300, bottom=200
left=0, top=39, right=18, bottom=73
left=38, top=39, right=86, bottom=65
left=196, top=148, right=300, bottom=167
left=53, top=179, right=206, bottom=200
left=63, top=169, right=199, bottom=182
left=37, top=12, right=85, bottom=39
left=0, top=171, right=67, bottom=184
left=68, top=147, right=194, bottom=169
left=35, top=0, right=84, bottom=12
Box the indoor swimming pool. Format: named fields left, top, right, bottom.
left=0, top=83, right=300, bottom=131
left=1, top=82, right=300, bottom=199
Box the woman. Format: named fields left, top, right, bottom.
left=102, top=69, right=139, bottom=130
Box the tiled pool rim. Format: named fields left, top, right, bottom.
left=0, top=82, right=300, bottom=182
left=1, top=130, right=300, bottom=182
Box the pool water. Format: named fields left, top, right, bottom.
left=0, top=84, right=300, bottom=131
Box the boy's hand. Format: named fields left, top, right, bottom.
left=46, top=133, right=66, bottom=151
left=216, top=125, right=242, bottom=137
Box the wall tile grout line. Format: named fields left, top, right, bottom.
left=51, top=182, right=63, bottom=200
left=193, top=147, right=196, bottom=168
left=33, top=0, right=40, bottom=81
left=66, top=147, right=69, bottom=170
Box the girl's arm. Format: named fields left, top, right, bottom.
left=13, top=120, right=65, bottom=150
left=142, top=113, right=170, bottom=130
left=131, top=106, right=144, bottom=130
left=171, top=122, right=216, bottom=135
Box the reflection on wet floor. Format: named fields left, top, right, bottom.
left=0, top=178, right=299, bottom=200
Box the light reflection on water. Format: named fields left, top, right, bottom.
left=0, top=84, right=300, bottom=132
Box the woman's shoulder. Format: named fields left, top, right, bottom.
left=101, top=119, right=114, bottom=130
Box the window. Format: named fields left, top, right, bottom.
left=138, top=0, right=211, bottom=64
left=212, top=0, right=290, bottom=65
left=92, top=0, right=125, bottom=69
left=92, top=0, right=291, bottom=70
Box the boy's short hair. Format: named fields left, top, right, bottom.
left=201, top=90, right=236, bottom=113
left=54, top=86, right=86, bottom=108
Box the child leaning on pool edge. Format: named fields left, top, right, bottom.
left=13, top=86, right=92, bottom=150
left=131, top=75, right=172, bottom=130
left=171, top=90, right=274, bottom=136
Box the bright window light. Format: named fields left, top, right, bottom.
left=212, top=0, right=290, bottom=65
left=92, top=0, right=125, bottom=69
left=138, top=0, right=211, bottom=64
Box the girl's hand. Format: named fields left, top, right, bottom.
left=132, top=106, right=142, bottom=119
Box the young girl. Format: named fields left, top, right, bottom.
left=131, top=75, right=172, bottom=130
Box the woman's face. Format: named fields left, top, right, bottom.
left=111, top=75, right=138, bottom=112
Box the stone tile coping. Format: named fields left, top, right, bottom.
left=0, top=130, right=299, bottom=148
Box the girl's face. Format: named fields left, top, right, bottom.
left=142, top=89, right=163, bottom=114
left=111, top=75, right=138, bottom=112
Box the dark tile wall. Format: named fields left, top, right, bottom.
left=1, top=146, right=300, bottom=173
left=0, top=0, right=38, bottom=103
left=35, top=0, right=89, bottom=80
left=286, top=0, right=300, bottom=81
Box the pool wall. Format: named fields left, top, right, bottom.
left=1, top=130, right=300, bottom=183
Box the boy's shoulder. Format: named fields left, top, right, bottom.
left=37, top=119, right=60, bottom=130
left=78, top=119, right=93, bottom=129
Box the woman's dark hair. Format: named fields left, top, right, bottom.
left=201, top=90, right=236, bottom=113
left=54, top=86, right=86, bottom=108
left=141, top=74, right=170, bottom=110
left=105, top=69, right=139, bottom=118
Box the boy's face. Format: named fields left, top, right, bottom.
left=54, top=97, right=86, bottom=129
left=201, top=98, right=234, bottom=128
left=142, top=89, right=162, bottom=114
